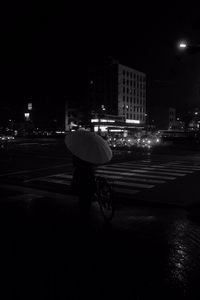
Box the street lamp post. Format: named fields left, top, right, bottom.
left=177, top=40, right=200, bottom=133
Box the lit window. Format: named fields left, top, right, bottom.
left=28, top=103, right=32, bottom=110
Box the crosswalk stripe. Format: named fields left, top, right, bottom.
left=40, top=176, right=152, bottom=191
left=96, top=169, right=176, bottom=180
left=54, top=173, right=123, bottom=180
left=53, top=172, right=165, bottom=184
left=116, top=163, right=193, bottom=173
left=117, top=160, right=200, bottom=168
left=23, top=158, right=200, bottom=198
left=39, top=174, right=147, bottom=193
left=113, top=165, right=187, bottom=176
left=107, top=176, right=165, bottom=184
left=99, top=165, right=185, bottom=177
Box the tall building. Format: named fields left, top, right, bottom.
left=88, top=58, right=146, bottom=125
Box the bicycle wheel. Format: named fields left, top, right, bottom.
left=96, top=176, right=115, bottom=221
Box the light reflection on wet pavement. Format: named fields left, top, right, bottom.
left=101, top=206, right=200, bottom=299
left=2, top=197, right=200, bottom=299
left=166, top=218, right=200, bottom=298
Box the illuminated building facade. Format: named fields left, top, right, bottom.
left=88, top=58, right=146, bottom=126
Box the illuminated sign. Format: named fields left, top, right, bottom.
left=125, top=119, right=140, bottom=124
left=100, top=119, right=115, bottom=123
left=109, top=129, right=123, bottom=132
left=91, top=119, right=115, bottom=123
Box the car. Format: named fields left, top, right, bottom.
left=0, top=134, right=15, bottom=141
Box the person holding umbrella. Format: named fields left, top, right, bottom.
left=65, top=129, right=113, bottom=223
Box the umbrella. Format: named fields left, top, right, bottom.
left=65, top=130, right=113, bottom=164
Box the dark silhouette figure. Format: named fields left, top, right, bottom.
left=69, top=155, right=97, bottom=221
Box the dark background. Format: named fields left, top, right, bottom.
left=0, top=2, right=200, bottom=113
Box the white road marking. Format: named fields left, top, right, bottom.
left=10, top=158, right=200, bottom=200
left=96, top=169, right=176, bottom=180
left=108, top=164, right=186, bottom=176
left=53, top=173, right=123, bottom=180
left=117, top=163, right=193, bottom=173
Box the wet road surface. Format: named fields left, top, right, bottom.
left=1, top=195, right=200, bottom=299
left=1, top=140, right=200, bottom=298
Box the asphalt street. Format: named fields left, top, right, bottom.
left=1, top=186, right=200, bottom=299
left=1, top=137, right=200, bottom=299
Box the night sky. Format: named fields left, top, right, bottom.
left=0, top=2, right=200, bottom=113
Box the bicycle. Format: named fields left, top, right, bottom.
left=69, top=162, right=115, bottom=222
left=94, top=175, right=115, bottom=222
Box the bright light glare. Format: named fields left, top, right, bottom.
left=179, top=41, right=187, bottom=48
left=94, top=125, right=107, bottom=132
left=125, top=119, right=140, bottom=124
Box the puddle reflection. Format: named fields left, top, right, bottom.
left=167, top=219, right=200, bottom=293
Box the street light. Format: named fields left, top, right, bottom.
left=178, top=40, right=200, bottom=54
left=177, top=40, right=200, bottom=132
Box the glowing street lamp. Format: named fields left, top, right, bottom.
left=177, top=40, right=200, bottom=54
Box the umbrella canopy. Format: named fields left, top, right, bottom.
left=65, top=130, right=113, bottom=164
